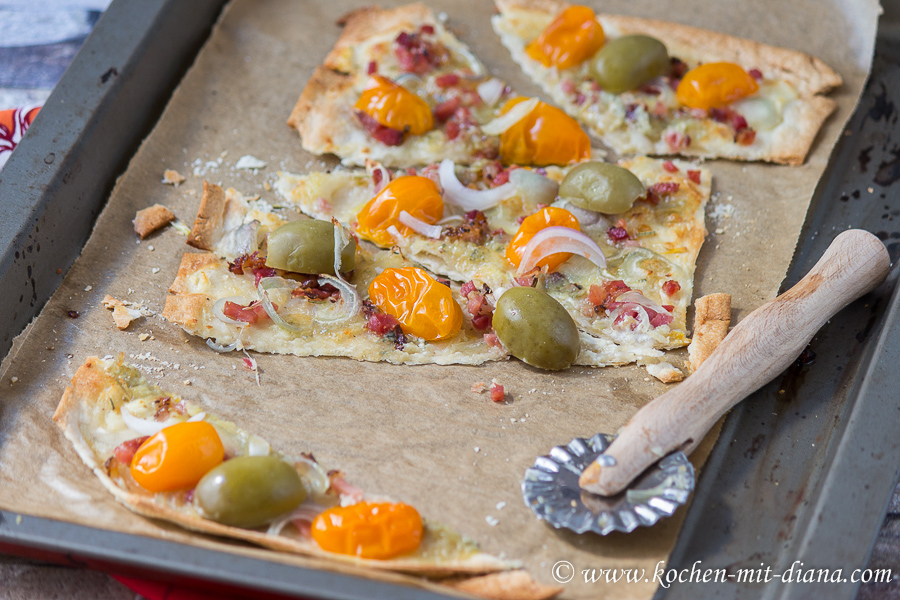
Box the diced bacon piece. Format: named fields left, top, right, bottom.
left=663, top=161, right=679, bottom=173
left=687, top=170, right=701, bottom=184
left=736, top=128, right=756, bottom=145
left=670, top=57, right=688, bottom=78
left=490, top=382, right=505, bottom=402
left=223, top=300, right=272, bottom=325
left=435, top=73, right=460, bottom=88
left=433, top=97, right=462, bottom=121
left=560, top=79, right=576, bottom=94
left=588, top=280, right=632, bottom=312
left=445, top=120, right=461, bottom=140
left=228, top=251, right=267, bottom=276
left=314, top=196, right=334, bottom=215
left=366, top=311, right=401, bottom=335
left=420, top=24, right=434, bottom=35
left=646, top=182, right=680, bottom=206
left=328, top=472, right=365, bottom=503
left=484, top=332, right=502, bottom=348
left=460, top=281, right=476, bottom=296
left=607, top=226, right=630, bottom=243
left=662, top=304, right=675, bottom=312
left=749, top=68, right=763, bottom=80
left=662, top=280, right=681, bottom=296
left=395, top=31, right=447, bottom=74
left=472, top=314, right=493, bottom=330
left=664, top=130, right=691, bottom=151
left=113, top=436, right=150, bottom=466
left=367, top=61, right=377, bottom=75
left=356, top=111, right=405, bottom=146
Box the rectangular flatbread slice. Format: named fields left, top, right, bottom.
left=53, top=356, right=562, bottom=600
left=276, top=157, right=710, bottom=367
left=163, top=182, right=507, bottom=365
left=492, top=0, right=842, bottom=164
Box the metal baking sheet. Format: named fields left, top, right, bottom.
left=0, top=1, right=897, bottom=600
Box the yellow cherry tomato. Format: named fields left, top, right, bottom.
left=355, top=75, right=434, bottom=135
left=312, top=502, right=423, bottom=560
left=526, top=5, right=605, bottom=69
left=356, top=176, right=444, bottom=247
left=506, top=206, right=580, bottom=272
left=130, top=421, right=224, bottom=493
left=368, top=267, right=463, bottom=341
left=499, top=97, right=591, bottom=166
left=676, top=62, right=759, bottom=110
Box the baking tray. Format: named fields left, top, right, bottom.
left=0, top=1, right=898, bottom=599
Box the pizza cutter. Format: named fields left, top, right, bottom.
left=523, top=229, right=891, bottom=534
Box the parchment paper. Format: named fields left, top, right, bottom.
left=0, top=1, right=880, bottom=598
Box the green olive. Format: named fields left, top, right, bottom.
left=195, top=455, right=306, bottom=528
left=590, top=35, right=670, bottom=94
left=493, top=287, right=580, bottom=371
left=265, top=220, right=356, bottom=275
left=558, top=161, right=645, bottom=214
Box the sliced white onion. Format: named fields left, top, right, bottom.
left=295, top=455, right=331, bottom=497
left=480, top=97, right=538, bottom=135
left=331, top=218, right=351, bottom=285
left=120, top=406, right=171, bottom=436
left=212, top=297, right=249, bottom=327
left=395, top=73, right=423, bottom=88
left=365, top=160, right=391, bottom=192
left=257, top=277, right=305, bottom=333
left=477, top=78, right=505, bottom=106
left=614, top=291, right=668, bottom=314
left=437, top=214, right=465, bottom=226
left=552, top=200, right=605, bottom=227
left=206, top=338, right=242, bottom=353
left=509, top=169, right=559, bottom=205
left=386, top=224, right=406, bottom=244
left=266, top=502, right=329, bottom=537
left=187, top=412, right=206, bottom=422
left=314, top=274, right=361, bottom=324
left=398, top=210, right=442, bottom=238
left=247, top=434, right=270, bottom=456
left=439, top=159, right=516, bottom=211
left=516, top=227, right=607, bottom=276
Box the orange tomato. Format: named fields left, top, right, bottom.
left=676, top=62, right=759, bottom=110
left=356, top=176, right=444, bottom=246
left=355, top=75, right=434, bottom=135
left=312, top=502, right=423, bottom=560
left=368, top=267, right=463, bottom=341
left=499, top=97, right=591, bottom=166
left=526, top=5, right=604, bottom=69
left=506, top=206, right=580, bottom=272
left=130, top=421, right=224, bottom=493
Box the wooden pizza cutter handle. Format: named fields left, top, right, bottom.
left=579, top=229, right=891, bottom=497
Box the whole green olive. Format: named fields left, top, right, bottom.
left=265, top=220, right=356, bottom=275
left=493, top=287, right=580, bottom=371
left=195, top=455, right=306, bottom=528
left=590, top=35, right=670, bottom=94
left=558, top=161, right=645, bottom=214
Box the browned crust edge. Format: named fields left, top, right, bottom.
left=133, top=204, right=176, bottom=239
left=186, top=181, right=227, bottom=251
left=161, top=252, right=220, bottom=328
left=287, top=66, right=357, bottom=151
left=443, top=570, right=564, bottom=600
left=687, top=293, right=732, bottom=372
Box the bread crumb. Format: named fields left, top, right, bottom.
left=139, top=333, right=150, bottom=341
left=645, top=361, right=684, bottom=383
left=133, top=204, right=176, bottom=238
left=264, top=181, right=272, bottom=191
left=10, top=377, right=18, bottom=384
left=162, top=169, right=186, bottom=186
left=183, top=379, right=192, bottom=386
left=496, top=501, right=506, bottom=510
left=84, top=285, right=92, bottom=292
left=235, top=155, right=267, bottom=170
left=102, top=295, right=153, bottom=330
left=151, top=267, right=160, bottom=274
left=485, top=516, right=499, bottom=526
left=471, top=381, right=487, bottom=393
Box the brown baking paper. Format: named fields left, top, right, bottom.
left=0, top=1, right=879, bottom=598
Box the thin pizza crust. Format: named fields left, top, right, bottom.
left=52, top=357, right=564, bottom=599
left=276, top=157, right=710, bottom=367
left=289, top=3, right=503, bottom=167
left=492, top=0, right=842, bottom=164
left=687, top=292, right=732, bottom=371
left=164, top=182, right=507, bottom=366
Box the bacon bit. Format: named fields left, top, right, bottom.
left=588, top=280, right=631, bottom=311
left=367, top=61, right=377, bottom=75
left=492, top=169, right=511, bottom=187
left=514, top=274, right=537, bottom=288
left=420, top=24, right=435, bottom=35
left=463, top=280, right=494, bottom=331
left=663, top=160, right=679, bottom=173
left=612, top=305, right=673, bottom=329
left=394, top=31, right=448, bottom=74
left=356, top=110, right=405, bottom=146
left=291, top=277, right=341, bottom=301
left=313, top=197, right=334, bottom=215
left=749, top=68, right=763, bottom=80
left=484, top=332, right=502, bottom=348
left=664, top=130, right=691, bottom=151
left=575, top=92, right=586, bottom=105
left=228, top=251, right=267, bottom=276
left=372, top=168, right=384, bottom=187
left=67, top=310, right=79, bottom=319
left=445, top=120, right=461, bottom=140
left=625, top=103, right=641, bottom=121
left=736, top=128, right=756, bottom=145
left=607, top=226, right=630, bottom=243
left=419, top=163, right=441, bottom=185
left=328, top=472, right=365, bottom=503
left=113, top=436, right=149, bottom=466
left=222, top=300, right=271, bottom=325
left=710, top=107, right=748, bottom=133
left=406, top=167, right=418, bottom=176
left=652, top=101, right=668, bottom=118
left=638, top=84, right=661, bottom=95
left=670, top=57, right=688, bottom=78
left=489, top=382, right=505, bottom=402
left=433, top=97, right=462, bottom=121
left=442, top=210, right=490, bottom=244
left=435, top=73, right=460, bottom=88
left=471, top=313, right=492, bottom=332
left=560, top=79, right=576, bottom=95
left=646, top=182, right=680, bottom=205
left=662, top=280, right=681, bottom=296
left=460, top=281, right=476, bottom=296
left=365, top=311, right=400, bottom=335
left=687, top=170, right=701, bottom=184
left=662, top=304, right=675, bottom=312
left=153, top=397, right=172, bottom=422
